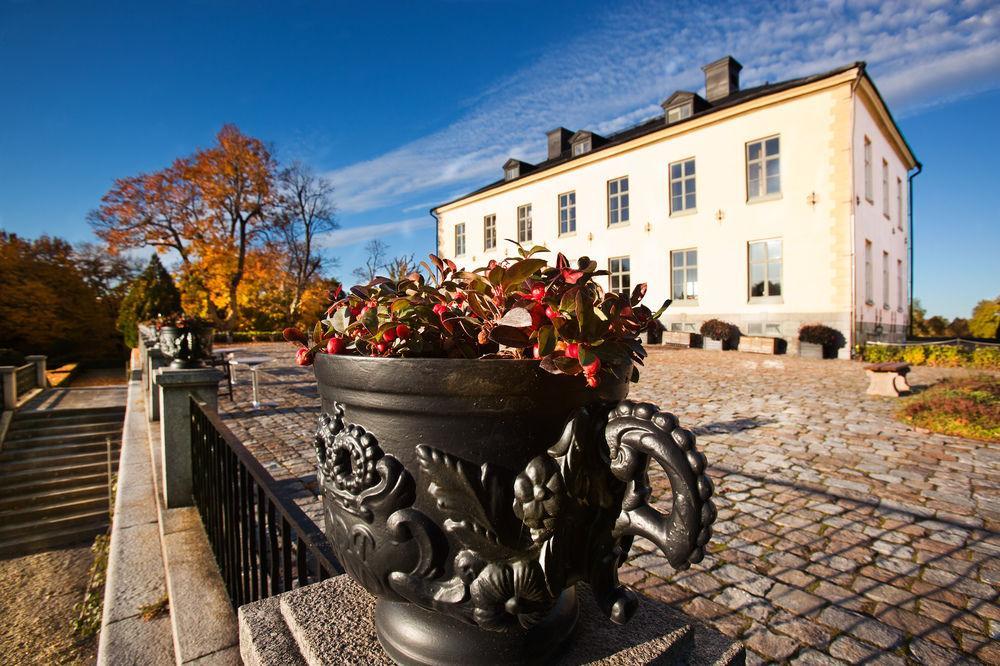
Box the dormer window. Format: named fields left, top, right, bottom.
left=666, top=104, right=692, bottom=124
left=505, top=167, right=518, bottom=181
left=572, top=140, right=591, bottom=156
left=503, top=158, right=531, bottom=182
left=569, top=130, right=603, bottom=158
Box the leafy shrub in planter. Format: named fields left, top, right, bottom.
left=798, top=324, right=845, bottom=350
left=699, top=319, right=738, bottom=342
left=285, top=245, right=669, bottom=388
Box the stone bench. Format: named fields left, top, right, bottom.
left=864, top=362, right=911, bottom=396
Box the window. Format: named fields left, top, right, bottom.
left=882, top=251, right=890, bottom=309
left=863, top=137, right=873, bottom=202
left=607, top=176, right=629, bottom=225
left=746, top=136, right=780, bottom=200
left=666, top=104, right=691, bottom=124
left=572, top=140, right=590, bottom=156
left=897, top=259, right=904, bottom=312
left=669, top=159, right=696, bottom=213
left=864, top=240, right=873, bottom=304
left=517, top=204, right=532, bottom=242
left=896, top=177, right=903, bottom=230
left=671, top=249, right=698, bottom=301
left=454, top=223, right=466, bottom=256
left=505, top=167, right=518, bottom=182
left=882, top=159, right=890, bottom=217
left=558, top=192, right=576, bottom=235
left=608, top=256, right=631, bottom=295
left=748, top=239, right=782, bottom=300
left=483, top=214, right=496, bottom=251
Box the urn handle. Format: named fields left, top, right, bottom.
left=605, top=401, right=716, bottom=570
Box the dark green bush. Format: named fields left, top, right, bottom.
left=700, top=319, right=738, bottom=341
left=117, top=256, right=182, bottom=348
left=798, top=324, right=845, bottom=350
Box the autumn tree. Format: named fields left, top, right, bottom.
left=273, top=161, right=339, bottom=319
left=969, top=296, right=1000, bottom=339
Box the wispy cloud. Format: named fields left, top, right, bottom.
left=328, top=0, right=1000, bottom=214
left=319, top=217, right=435, bottom=249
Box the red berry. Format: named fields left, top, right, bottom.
left=530, top=302, right=545, bottom=328
left=382, top=328, right=396, bottom=342
left=532, top=343, right=541, bottom=358
left=531, top=284, right=546, bottom=302
left=565, top=343, right=579, bottom=359
left=325, top=337, right=345, bottom=355
left=395, top=324, right=410, bottom=339
left=545, top=305, right=559, bottom=320
left=583, top=356, right=601, bottom=375
left=433, top=303, right=447, bottom=315
left=295, top=348, right=314, bottom=366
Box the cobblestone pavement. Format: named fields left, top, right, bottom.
left=217, top=343, right=999, bottom=664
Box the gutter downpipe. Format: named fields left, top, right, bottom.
left=849, top=71, right=861, bottom=356
left=430, top=207, right=441, bottom=260
left=907, top=163, right=923, bottom=340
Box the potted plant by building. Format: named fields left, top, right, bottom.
left=699, top=319, right=738, bottom=351
left=286, top=246, right=717, bottom=665
left=798, top=324, right=845, bottom=359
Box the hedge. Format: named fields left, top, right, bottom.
left=862, top=344, right=1000, bottom=369
left=213, top=331, right=283, bottom=343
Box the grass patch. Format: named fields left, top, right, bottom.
left=71, top=534, right=110, bottom=641
left=898, top=376, right=1000, bottom=442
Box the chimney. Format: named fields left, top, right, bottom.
left=546, top=127, right=573, bottom=160
left=701, top=56, right=742, bottom=103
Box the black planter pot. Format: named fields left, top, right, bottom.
left=313, top=355, right=717, bottom=665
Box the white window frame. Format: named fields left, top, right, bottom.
left=572, top=140, right=590, bottom=156
left=454, top=223, right=466, bottom=257
left=897, top=259, right=904, bottom=312
left=607, top=176, right=629, bottom=226
left=896, top=177, right=903, bottom=230
left=517, top=204, right=532, bottom=243
left=864, top=240, right=873, bottom=304
left=558, top=191, right=576, bottom=236
left=608, top=256, right=631, bottom=295
left=670, top=248, right=698, bottom=302
left=746, top=135, right=781, bottom=201
left=483, top=214, right=496, bottom=251
left=748, top=238, right=782, bottom=302
left=882, top=159, right=890, bottom=218
left=882, top=251, right=890, bottom=309
left=863, top=136, right=873, bottom=203
left=666, top=105, right=691, bottom=123
left=669, top=158, right=696, bottom=214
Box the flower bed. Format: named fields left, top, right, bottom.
left=898, top=376, right=1000, bottom=442
left=862, top=344, right=1000, bottom=369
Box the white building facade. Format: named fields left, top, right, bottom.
left=433, top=57, right=919, bottom=356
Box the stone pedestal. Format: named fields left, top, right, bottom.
left=24, top=355, right=47, bottom=388
left=0, top=366, right=15, bottom=410
left=156, top=366, right=224, bottom=508
left=147, top=350, right=168, bottom=422
left=238, top=575, right=744, bottom=666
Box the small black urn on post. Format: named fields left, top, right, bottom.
left=313, top=354, right=716, bottom=666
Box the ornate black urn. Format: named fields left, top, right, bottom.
left=313, top=354, right=716, bottom=665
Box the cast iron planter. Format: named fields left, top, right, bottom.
left=313, top=355, right=717, bottom=665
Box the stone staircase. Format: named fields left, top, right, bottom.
left=0, top=405, right=125, bottom=557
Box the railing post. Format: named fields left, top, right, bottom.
left=147, top=349, right=168, bottom=422
left=24, top=355, right=47, bottom=389
left=0, top=366, right=16, bottom=410
left=156, top=366, right=224, bottom=508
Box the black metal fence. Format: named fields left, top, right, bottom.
left=190, top=397, right=341, bottom=608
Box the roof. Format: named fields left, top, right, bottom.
left=433, top=61, right=915, bottom=214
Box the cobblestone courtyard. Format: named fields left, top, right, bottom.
left=218, top=343, right=999, bottom=664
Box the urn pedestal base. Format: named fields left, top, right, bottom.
left=238, top=574, right=745, bottom=666
left=375, top=589, right=578, bottom=666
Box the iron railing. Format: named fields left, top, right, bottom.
left=15, top=363, right=36, bottom=399
left=190, top=397, right=341, bottom=608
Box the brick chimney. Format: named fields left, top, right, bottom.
left=546, top=127, right=573, bottom=160
left=701, top=56, right=742, bottom=103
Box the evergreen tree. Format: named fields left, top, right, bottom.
left=116, top=255, right=181, bottom=347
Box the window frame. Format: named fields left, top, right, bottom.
left=882, top=251, right=890, bottom=309
left=454, top=222, right=466, bottom=257
left=669, top=157, right=697, bottom=215
left=505, top=167, right=518, bottom=182
left=572, top=140, right=591, bottom=156
left=557, top=191, right=576, bottom=236
left=483, top=214, right=496, bottom=251
left=608, top=256, right=631, bottom=295
left=896, top=177, right=903, bottom=230
left=863, top=136, right=873, bottom=203
left=897, top=258, right=904, bottom=313
left=864, top=240, right=874, bottom=305
left=670, top=248, right=698, bottom=304
left=882, top=159, right=890, bottom=218
left=607, top=176, right=630, bottom=226
left=516, top=204, right=532, bottom=243
left=747, top=238, right=783, bottom=303
left=746, top=135, right=781, bottom=202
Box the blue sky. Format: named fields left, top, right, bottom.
left=1, top=0, right=998, bottom=319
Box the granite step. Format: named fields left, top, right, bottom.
left=238, top=575, right=745, bottom=665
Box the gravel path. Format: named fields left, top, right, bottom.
left=0, top=544, right=97, bottom=665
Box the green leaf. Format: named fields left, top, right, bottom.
left=312, top=321, right=324, bottom=346
left=498, top=307, right=532, bottom=328
left=553, top=355, right=583, bottom=375
left=501, top=259, right=547, bottom=289
left=489, top=325, right=530, bottom=348
left=537, top=325, right=555, bottom=356
left=487, top=264, right=505, bottom=285
left=578, top=345, right=596, bottom=368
